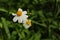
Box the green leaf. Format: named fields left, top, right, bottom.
left=1, top=17, right=10, bottom=39
left=0, top=8, right=7, bottom=12
left=0, top=23, right=2, bottom=28
left=38, top=10, right=44, bottom=17
left=34, top=32, right=41, bottom=40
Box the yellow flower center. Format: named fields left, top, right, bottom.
left=17, top=11, right=22, bottom=16
left=26, top=20, right=31, bottom=25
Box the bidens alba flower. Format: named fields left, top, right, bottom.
left=12, top=8, right=28, bottom=23
left=23, top=19, right=31, bottom=29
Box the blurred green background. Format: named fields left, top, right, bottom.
left=0, top=0, right=60, bottom=40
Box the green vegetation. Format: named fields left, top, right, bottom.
left=0, top=0, right=60, bottom=40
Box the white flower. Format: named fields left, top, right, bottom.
left=23, top=19, right=31, bottom=29
left=12, top=8, right=28, bottom=23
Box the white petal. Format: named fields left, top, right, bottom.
left=18, top=17, right=23, bottom=23
left=23, top=23, right=30, bottom=29
left=22, top=15, right=28, bottom=19
left=22, top=19, right=27, bottom=23
left=21, top=15, right=28, bottom=22
left=13, top=16, right=18, bottom=22
left=24, top=15, right=28, bottom=18
left=12, top=13, right=16, bottom=16
left=18, top=8, right=22, bottom=11
left=22, top=11, right=27, bottom=15
left=23, top=20, right=31, bottom=29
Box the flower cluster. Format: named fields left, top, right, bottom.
left=12, top=8, right=31, bottom=29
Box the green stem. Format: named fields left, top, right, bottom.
left=32, top=20, right=46, bottom=27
